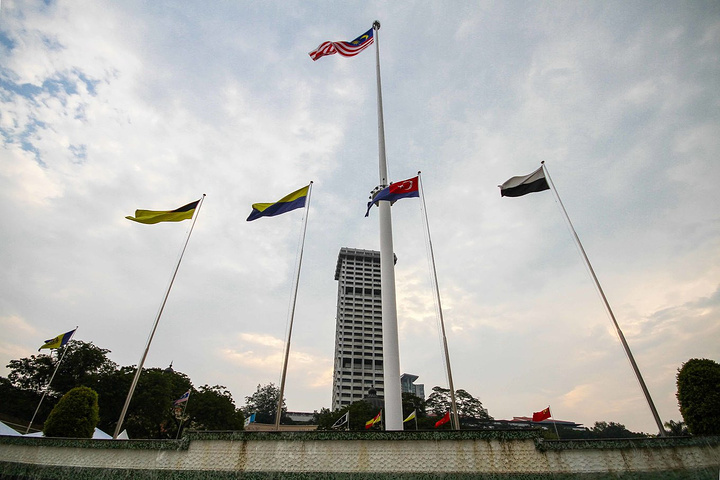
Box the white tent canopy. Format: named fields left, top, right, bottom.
left=0, top=421, right=21, bottom=436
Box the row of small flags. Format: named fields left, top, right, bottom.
left=33, top=328, right=555, bottom=428
left=333, top=407, right=551, bottom=430
left=124, top=161, right=545, bottom=227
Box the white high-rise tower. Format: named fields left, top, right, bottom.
left=331, top=247, right=385, bottom=410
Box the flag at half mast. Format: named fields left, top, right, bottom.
left=126, top=199, right=200, bottom=224
left=246, top=185, right=310, bottom=221
left=365, top=176, right=419, bottom=217
left=309, top=27, right=374, bottom=61
left=499, top=166, right=550, bottom=197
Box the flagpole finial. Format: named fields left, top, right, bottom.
left=373, top=20, right=381, bottom=30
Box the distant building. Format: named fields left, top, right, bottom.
left=331, top=247, right=384, bottom=410
left=400, top=373, right=425, bottom=400
left=285, top=411, right=315, bottom=423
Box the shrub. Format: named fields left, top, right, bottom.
left=43, top=386, right=99, bottom=438
left=676, top=358, right=720, bottom=435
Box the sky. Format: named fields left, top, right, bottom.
left=1, top=0, right=719, bottom=435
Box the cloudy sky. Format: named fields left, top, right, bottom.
left=1, top=0, right=719, bottom=434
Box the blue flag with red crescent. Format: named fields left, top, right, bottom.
left=365, top=176, right=419, bottom=217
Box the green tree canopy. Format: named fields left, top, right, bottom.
left=43, top=386, right=99, bottom=438
left=123, top=368, right=193, bottom=439
left=589, top=421, right=645, bottom=439
left=243, top=383, right=287, bottom=425
left=315, top=400, right=379, bottom=431
left=676, top=358, right=720, bottom=435
left=187, top=385, right=244, bottom=431
left=6, top=340, right=118, bottom=395
left=664, top=420, right=689, bottom=436
left=1, top=341, right=249, bottom=439
left=426, top=386, right=492, bottom=428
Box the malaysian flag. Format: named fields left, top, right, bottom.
left=174, top=390, right=190, bottom=406
left=309, top=27, right=374, bottom=61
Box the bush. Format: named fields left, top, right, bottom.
left=676, top=358, right=720, bottom=435
left=43, top=386, right=99, bottom=438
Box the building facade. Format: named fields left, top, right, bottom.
left=400, top=373, right=425, bottom=400
left=332, top=247, right=384, bottom=410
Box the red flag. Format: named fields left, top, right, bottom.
left=434, top=411, right=450, bottom=428
left=532, top=407, right=551, bottom=422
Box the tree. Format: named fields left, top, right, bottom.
left=590, top=421, right=644, bottom=439
left=402, top=392, right=427, bottom=430
left=3, top=340, right=119, bottom=429
left=6, top=341, right=118, bottom=396
left=425, top=386, right=492, bottom=428
left=676, top=358, right=720, bottom=435
left=664, top=420, right=689, bottom=436
left=186, top=385, right=244, bottom=431
left=43, top=386, right=99, bottom=438
left=122, top=368, right=193, bottom=439
left=6, top=355, right=55, bottom=393
left=0, top=376, right=50, bottom=427
left=316, top=401, right=380, bottom=431
left=243, top=383, right=286, bottom=424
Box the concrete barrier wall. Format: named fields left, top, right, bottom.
left=1, top=430, right=719, bottom=479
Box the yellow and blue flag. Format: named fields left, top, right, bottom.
left=247, top=185, right=309, bottom=221
left=126, top=199, right=200, bottom=224
left=38, top=328, right=76, bottom=352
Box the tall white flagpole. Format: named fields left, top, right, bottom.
left=418, top=172, right=460, bottom=430
left=372, top=20, right=403, bottom=431
left=542, top=162, right=666, bottom=437
left=25, top=327, right=78, bottom=434
left=274, top=182, right=313, bottom=430
left=114, top=194, right=206, bottom=439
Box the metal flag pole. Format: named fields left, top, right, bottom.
left=549, top=405, right=560, bottom=439
left=275, top=182, right=313, bottom=430
left=541, top=162, right=666, bottom=437
left=114, top=194, right=206, bottom=439
left=372, top=20, right=403, bottom=432
left=175, top=392, right=190, bottom=440
left=418, top=172, right=460, bottom=430
left=25, top=327, right=78, bottom=434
